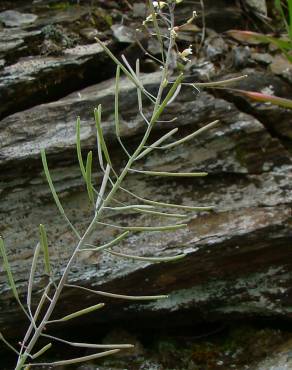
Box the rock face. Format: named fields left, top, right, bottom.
left=0, top=0, right=292, bottom=351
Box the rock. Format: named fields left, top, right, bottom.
left=0, top=10, right=38, bottom=27
left=141, top=58, right=159, bottom=73
left=74, top=325, right=292, bottom=369
left=176, top=0, right=245, bottom=33
left=269, top=54, right=292, bottom=84
left=79, top=27, right=100, bottom=42
left=251, top=52, right=274, bottom=65
left=188, top=60, right=216, bottom=81
left=245, top=0, right=267, bottom=17
left=103, top=329, right=144, bottom=357
left=0, top=70, right=291, bottom=338
left=219, top=71, right=292, bottom=140
left=147, top=38, right=162, bottom=56
left=133, top=3, right=146, bottom=18
left=111, top=24, right=137, bottom=43
left=0, top=28, right=42, bottom=62
left=251, top=339, right=292, bottom=369
left=176, top=23, right=200, bottom=43
left=232, top=46, right=251, bottom=69
left=0, top=42, right=116, bottom=119
left=139, top=361, right=163, bottom=370
left=0, top=0, right=292, bottom=359
left=205, top=36, right=228, bottom=61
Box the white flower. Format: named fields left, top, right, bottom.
left=179, top=45, right=193, bottom=62
left=153, top=1, right=167, bottom=8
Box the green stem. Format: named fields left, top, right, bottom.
left=15, top=5, right=177, bottom=368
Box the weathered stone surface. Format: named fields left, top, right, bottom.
left=0, top=0, right=291, bottom=360
left=245, top=0, right=267, bottom=16
left=0, top=1, right=126, bottom=119
left=215, top=71, right=292, bottom=142
left=0, top=43, right=116, bottom=119
left=0, top=68, right=291, bottom=338
left=0, top=10, right=38, bottom=27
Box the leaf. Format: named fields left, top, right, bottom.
left=193, top=75, right=248, bottom=88
left=0, top=238, right=21, bottom=305
left=94, top=105, right=112, bottom=167
left=121, top=187, right=214, bottom=211
left=39, top=224, right=51, bottom=275
left=115, top=65, right=121, bottom=137
left=0, top=332, right=19, bottom=355
left=227, top=30, right=292, bottom=49
left=108, top=250, right=186, bottom=263
left=99, top=222, right=188, bottom=232
left=27, top=242, right=41, bottom=310
left=81, top=231, right=129, bottom=252
left=51, top=303, right=105, bottom=322
left=150, top=74, right=183, bottom=125
left=235, top=89, right=292, bottom=109
left=28, top=349, right=120, bottom=367
left=133, top=208, right=186, bottom=219
left=226, top=30, right=269, bottom=44
left=162, top=120, right=219, bottom=149
left=32, top=343, right=52, bottom=359
left=129, top=169, right=208, bottom=177
left=76, top=117, right=86, bottom=181
left=135, top=128, right=178, bottom=160
left=66, top=283, right=168, bottom=301
left=41, top=149, right=80, bottom=238
left=86, top=151, right=94, bottom=204
left=275, top=0, right=291, bottom=37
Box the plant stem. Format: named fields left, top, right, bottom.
left=16, top=4, right=176, bottom=368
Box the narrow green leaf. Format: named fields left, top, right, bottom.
left=235, top=89, right=292, bottom=109
left=115, top=65, right=121, bottom=137
left=81, top=231, right=129, bottom=252
left=275, top=0, right=290, bottom=36
left=135, top=128, right=178, bottom=160
left=0, top=332, right=20, bottom=355
left=39, top=224, right=51, bottom=275
left=150, top=74, right=183, bottom=125
left=0, top=238, right=21, bottom=305
left=226, top=30, right=292, bottom=51
left=27, top=242, right=41, bottom=311
left=42, top=333, right=134, bottom=349
left=105, top=205, right=154, bottom=211
left=95, top=164, right=111, bottom=210
left=41, top=149, right=80, bottom=239
left=28, top=349, right=120, bottom=366
left=66, top=283, right=168, bottom=301
left=95, top=37, right=140, bottom=89
left=94, top=105, right=112, bottom=167
left=136, top=59, right=143, bottom=111
left=32, top=343, right=52, bottom=359
left=52, top=303, right=105, bottom=322
left=76, top=117, right=86, bottom=181
left=162, top=120, right=219, bottom=149
left=133, top=208, right=186, bottom=219
left=130, top=169, right=208, bottom=177
left=120, top=187, right=214, bottom=211
left=97, top=222, right=188, bottom=232
left=226, top=30, right=270, bottom=44
left=193, top=75, right=247, bottom=88
left=108, top=250, right=186, bottom=263
left=289, top=0, right=292, bottom=38
left=85, top=151, right=94, bottom=204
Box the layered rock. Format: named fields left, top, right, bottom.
left=0, top=0, right=291, bottom=348
left=1, top=69, right=292, bottom=338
